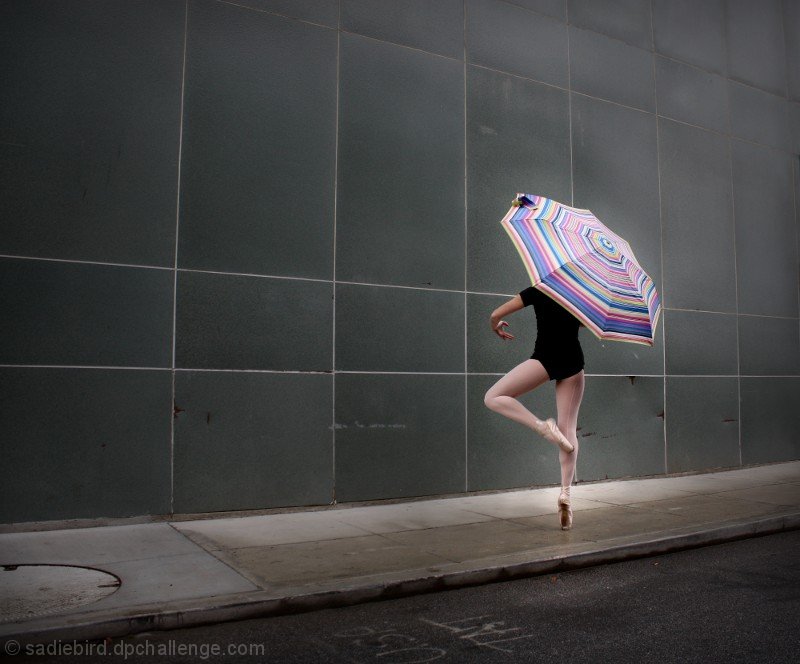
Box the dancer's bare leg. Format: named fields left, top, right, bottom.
left=555, top=370, right=585, bottom=489
left=483, top=359, right=551, bottom=435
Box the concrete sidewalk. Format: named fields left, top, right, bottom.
left=2, top=461, right=800, bottom=646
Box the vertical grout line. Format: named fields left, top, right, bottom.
left=792, top=154, right=800, bottom=394
left=782, top=0, right=797, bottom=375
left=463, top=0, right=469, bottom=493
left=721, top=0, right=742, bottom=468
left=331, top=0, right=341, bottom=505
left=779, top=0, right=790, bottom=101
left=170, top=0, right=189, bottom=516
left=648, top=0, right=667, bottom=475
left=793, top=154, right=800, bottom=400
left=566, top=0, right=574, bottom=208
left=792, top=155, right=800, bottom=334
left=731, top=149, right=742, bottom=470
left=565, top=0, right=577, bottom=483
left=789, top=0, right=800, bottom=443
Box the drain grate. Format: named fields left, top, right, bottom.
left=0, top=564, right=121, bottom=623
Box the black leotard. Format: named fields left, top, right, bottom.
left=518, top=286, right=584, bottom=381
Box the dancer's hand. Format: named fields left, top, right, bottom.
left=491, top=319, right=514, bottom=340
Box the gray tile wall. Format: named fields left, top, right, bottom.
left=1, top=0, right=798, bottom=523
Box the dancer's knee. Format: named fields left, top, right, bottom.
left=484, top=389, right=510, bottom=410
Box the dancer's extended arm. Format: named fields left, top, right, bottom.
left=490, top=294, right=524, bottom=339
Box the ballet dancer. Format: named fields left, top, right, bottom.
left=484, top=285, right=586, bottom=530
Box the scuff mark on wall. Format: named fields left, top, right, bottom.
left=329, top=422, right=408, bottom=431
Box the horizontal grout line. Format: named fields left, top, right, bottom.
left=496, top=0, right=564, bottom=24
left=3, top=252, right=799, bottom=318
left=333, top=279, right=464, bottom=293
left=0, top=253, right=175, bottom=272
left=665, top=306, right=736, bottom=315
left=665, top=307, right=799, bottom=320
left=214, top=0, right=337, bottom=31
left=733, top=375, right=800, bottom=379
left=0, top=364, right=174, bottom=371
left=180, top=266, right=333, bottom=284
left=3, top=254, right=799, bottom=318
left=654, top=51, right=727, bottom=78
left=656, top=52, right=795, bottom=102
left=1, top=365, right=798, bottom=379
left=339, top=27, right=464, bottom=64
left=726, top=73, right=791, bottom=100
left=664, top=374, right=740, bottom=378
left=656, top=115, right=794, bottom=156
left=0, top=255, right=466, bottom=293
left=733, top=312, right=800, bottom=320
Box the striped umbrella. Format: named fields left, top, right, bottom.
left=500, top=193, right=661, bottom=345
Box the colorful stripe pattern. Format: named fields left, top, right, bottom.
left=500, top=193, right=662, bottom=346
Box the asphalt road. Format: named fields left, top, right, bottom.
left=17, top=529, right=800, bottom=663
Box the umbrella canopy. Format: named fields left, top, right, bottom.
left=500, top=193, right=661, bottom=345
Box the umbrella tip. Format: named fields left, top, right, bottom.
left=514, top=193, right=540, bottom=209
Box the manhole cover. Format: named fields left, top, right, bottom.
left=0, top=564, right=121, bottom=623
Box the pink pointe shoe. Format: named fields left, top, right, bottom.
left=535, top=418, right=574, bottom=453
left=558, top=487, right=573, bottom=531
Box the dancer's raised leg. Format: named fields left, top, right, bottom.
left=483, top=359, right=572, bottom=451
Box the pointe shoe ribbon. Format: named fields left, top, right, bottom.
left=535, top=418, right=574, bottom=453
